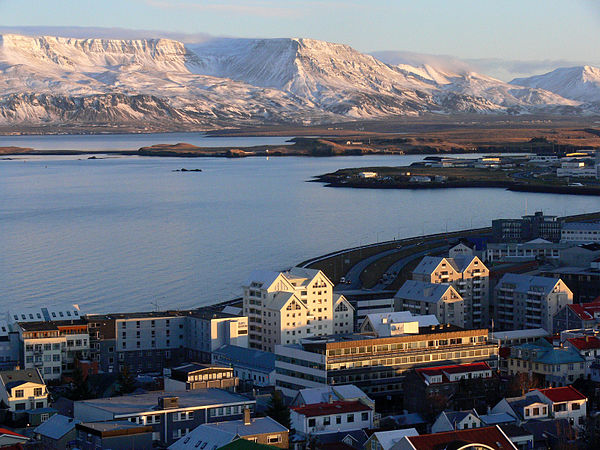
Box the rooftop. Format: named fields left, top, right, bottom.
left=76, top=420, right=152, bottom=437
left=33, top=414, right=79, bottom=440
left=0, top=368, right=44, bottom=387
left=295, top=385, right=370, bottom=405
left=395, top=280, right=460, bottom=304
left=370, top=428, right=418, bottom=450
left=18, top=321, right=59, bottom=332
left=566, top=301, right=600, bottom=321
left=416, top=362, right=492, bottom=384
left=566, top=336, right=600, bottom=350
left=403, top=426, right=515, bottom=450
left=497, top=273, right=561, bottom=296
left=290, top=400, right=371, bottom=418
left=75, top=389, right=253, bottom=416
left=204, top=416, right=288, bottom=437
left=563, top=222, right=600, bottom=231
left=213, top=345, right=275, bottom=372
left=537, top=386, right=587, bottom=403
left=490, top=328, right=549, bottom=341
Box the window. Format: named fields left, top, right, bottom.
left=336, top=416, right=342, bottom=424
left=361, top=412, right=369, bottom=421
left=308, top=418, right=316, bottom=427
left=323, top=416, right=331, bottom=425
left=268, top=436, right=281, bottom=444
left=14, top=389, right=24, bottom=398
left=34, top=388, right=43, bottom=396
left=347, top=414, right=354, bottom=423
left=572, top=403, right=581, bottom=411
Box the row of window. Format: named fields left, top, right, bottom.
left=13, top=387, right=43, bottom=397
left=307, top=412, right=369, bottom=427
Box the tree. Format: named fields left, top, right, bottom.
left=265, top=391, right=290, bottom=429
left=70, top=366, right=93, bottom=400
left=116, top=365, right=137, bottom=395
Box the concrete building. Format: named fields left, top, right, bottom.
left=8, top=305, right=83, bottom=325
left=76, top=421, right=153, bottom=450
left=290, top=385, right=373, bottom=409
left=0, top=321, right=19, bottom=371
left=212, top=345, right=275, bottom=387
left=164, top=363, right=238, bottom=391
left=243, top=268, right=338, bottom=352
left=412, top=255, right=490, bottom=328
left=561, top=222, right=600, bottom=243
left=492, top=211, right=562, bottom=243
left=0, top=368, right=48, bottom=414
left=74, top=389, right=256, bottom=446
left=359, top=311, right=439, bottom=337
left=485, top=239, right=569, bottom=263
left=394, top=281, right=465, bottom=328
left=17, top=322, right=66, bottom=381
left=493, top=274, right=572, bottom=333
left=333, top=294, right=354, bottom=335
left=274, top=325, right=497, bottom=398
left=544, top=263, right=600, bottom=304
left=86, top=307, right=248, bottom=374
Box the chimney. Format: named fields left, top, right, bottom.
left=328, top=393, right=333, bottom=404
left=243, top=407, right=251, bottom=425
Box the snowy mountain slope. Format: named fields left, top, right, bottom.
left=0, top=33, right=593, bottom=130
left=511, top=66, right=600, bottom=103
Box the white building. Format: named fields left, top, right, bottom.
left=243, top=268, right=338, bottom=352
left=412, top=255, right=489, bottom=328
left=485, top=239, right=568, bottom=263
left=211, top=345, right=275, bottom=387
left=333, top=295, right=354, bottom=334
left=493, top=274, right=573, bottom=333
left=561, top=222, right=600, bottom=244
left=431, top=409, right=482, bottom=433
left=359, top=311, right=439, bottom=337
left=0, top=368, right=48, bottom=413
left=290, top=400, right=374, bottom=437
left=8, top=305, right=82, bottom=324
left=394, top=281, right=465, bottom=328
left=557, top=161, right=597, bottom=178
left=17, top=322, right=66, bottom=381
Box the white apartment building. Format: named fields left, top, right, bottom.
left=394, top=280, right=465, bottom=328
left=561, top=222, right=600, bottom=244
left=243, top=268, right=337, bottom=352
left=333, top=295, right=354, bottom=334
left=494, top=274, right=573, bottom=333
left=412, top=255, right=489, bottom=328
left=18, top=322, right=66, bottom=381
left=0, top=368, right=48, bottom=413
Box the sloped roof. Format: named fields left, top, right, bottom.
left=416, top=362, right=492, bottom=384
left=294, top=385, right=370, bottom=406
left=567, top=336, right=600, bottom=350
left=479, top=412, right=517, bottom=426
left=412, top=256, right=443, bottom=275
left=244, top=270, right=281, bottom=289
left=265, top=291, right=300, bottom=311
left=169, top=424, right=233, bottom=450
left=537, top=386, right=587, bottom=403
left=497, top=273, right=561, bottom=296
left=443, top=409, right=479, bottom=425
left=535, top=347, right=584, bottom=365
left=370, top=428, right=418, bottom=450
left=34, top=414, right=79, bottom=440
left=566, top=300, right=600, bottom=321
left=0, top=427, right=26, bottom=438
left=219, top=440, right=279, bottom=450
left=204, top=416, right=287, bottom=437
left=290, top=400, right=370, bottom=418
left=395, top=280, right=458, bottom=304
left=403, top=426, right=516, bottom=450
left=0, top=368, right=44, bottom=387
left=212, top=345, right=275, bottom=372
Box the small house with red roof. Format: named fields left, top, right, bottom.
left=289, top=399, right=374, bottom=437
left=553, top=299, right=600, bottom=333
left=394, top=425, right=517, bottom=450
left=0, top=427, right=28, bottom=448
left=564, top=335, right=600, bottom=375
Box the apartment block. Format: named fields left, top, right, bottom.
left=412, top=255, right=489, bottom=328
left=492, top=211, right=562, bottom=243
left=243, top=268, right=340, bottom=352
left=561, top=222, right=600, bottom=243
left=493, top=274, right=573, bottom=333
left=17, top=322, right=66, bottom=381
left=395, top=280, right=465, bottom=328
left=274, top=325, right=497, bottom=398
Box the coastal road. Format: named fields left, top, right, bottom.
left=335, top=248, right=400, bottom=291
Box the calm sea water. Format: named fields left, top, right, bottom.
left=1, top=138, right=599, bottom=314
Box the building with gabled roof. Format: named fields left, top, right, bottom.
left=0, top=368, right=48, bottom=414
left=0, top=427, right=29, bottom=447
left=359, top=311, right=438, bottom=337
left=243, top=267, right=343, bottom=352
left=411, top=255, right=489, bottom=328
left=394, top=425, right=517, bottom=450
left=553, top=299, right=600, bottom=332
left=494, top=273, right=572, bottom=333
left=290, top=399, right=374, bottom=438
left=431, top=409, right=482, bottom=433
left=33, top=414, right=80, bottom=449
left=290, top=385, right=373, bottom=409
left=164, top=363, right=238, bottom=391
left=394, top=281, right=464, bottom=328
left=364, top=428, right=418, bottom=450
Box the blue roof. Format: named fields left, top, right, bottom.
left=497, top=273, right=560, bottom=296
left=563, top=222, right=600, bottom=231
left=34, top=414, right=79, bottom=439
left=535, top=348, right=584, bottom=365
left=213, top=345, right=275, bottom=372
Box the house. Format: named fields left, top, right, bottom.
left=212, top=345, right=275, bottom=387
left=243, top=268, right=339, bottom=352
left=164, top=363, right=238, bottom=391
left=564, top=335, right=600, bottom=376
left=492, top=386, right=587, bottom=428
left=506, top=340, right=585, bottom=386
left=0, top=428, right=28, bottom=448
left=394, top=281, right=465, bottom=328
left=448, top=241, right=475, bottom=259
left=411, top=255, right=490, bottom=328
left=403, top=362, right=496, bottom=416
left=0, top=369, right=48, bottom=415
left=74, top=389, right=256, bottom=446
left=394, top=426, right=517, bottom=450
left=493, top=274, right=573, bottom=333
left=306, top=430, right=369, bottom=450
left=290, top=385, right=373, bottom=410
left=33, top=414, right=80, bottom=449
left=169, top=411, right=288, bottom=449
left=359, top=311, right=438, bottom=337
left=76, top=421, right=153, bottom=450
left=364, top=428, right=419, bottom=450
left=431, top=409, right=482, bottom=433
left=553, top=299, right=600, bottom=333
left=289, top=400, right=374, bottom=437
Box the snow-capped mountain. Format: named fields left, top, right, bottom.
left=0, top=33, right=592, bottom=131
left=511, top=66, right=600, bottom=103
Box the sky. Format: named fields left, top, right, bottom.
left=0, top=0, right=599, bottom=79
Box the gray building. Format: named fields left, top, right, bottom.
left=76, top=421, right=152, bottom=450
left=33, top=414, right=80, bottom=449
left=492, top=211, right=562, bottom=243
left=212, top=345, right=276, bottom=387
left=74, top=389, right=256, bottom=446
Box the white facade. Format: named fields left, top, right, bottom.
left=243, top=268, right=336, bottom=352
left=561, top=222, right=600, bottom=243
left=0, top=369, right=48, bottom=412
left=431, top=410, right=482, bottom=433
left=333, top=295, right=354, bottom=334
left=290, top=402, right=373, bottom=436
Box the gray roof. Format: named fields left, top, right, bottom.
left=244, top=270, right=281, bottom=288
left=490, top=329, right=549, bottom=341
left=34, top=414, right=79, bottom=440
left=480, top=412, right=517, bottom=426
left=204, top=416, right=287, bottom=437
left=0, top=369, right=44, bottom=388
left=395, top=280, right=457, bottom=304
left=496, top=273, right=561, bottom=296
left=212, top=345, right=275, bottom=372
left=295, top=385, right=370, bottom=405
left=563, top=222, right=600, bottom=231
left=412, top=256, right=443, bottom=275
left=76, top=389, right=254, bottom=416
left=78, top=420, right=150, bottom=433
left=169, top=424, right=233, bottom=450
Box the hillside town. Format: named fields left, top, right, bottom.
left=1, top=213, right=600, bottom=449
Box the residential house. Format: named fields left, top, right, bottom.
left=493, top=274, right=572, bottom=333
left=0, top=428, right=29, bottom=448
left=212, top=345, right=275, bottom=387
left=164, top=363, right=238, bottom=391
left=394, top=281, right=465, bottom=328
left=412, top=255, right=489, bottom=328
left=333, top=295, right=354, bottom=334
left=431, top=409, right=482, bottom=433
left=364, top=428, right=419, bottom=450
left=74, top=389, right=256, bottom=446
left=553, top=299, right=600, bottom=333
left=16, top=322, right=66, bottom=381
left=0, top=369, right=48, bottom=414
left=290, top=400, right=374, bottom=437
left=169, top=411, right=288, bottom=449
left=395, top=426, right=517, bottom=450
left=33, top=414, right=80, bottom=449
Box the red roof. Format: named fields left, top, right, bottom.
left=567, top=336, right=600, bottom=350
left=290, top=400, right=371, bottom=418
left=538, top=386, right=587, bottom=403
left=0, top=427, right=26, bottom=438
left=416, top=362, right=492, bottom=383
left=405, top=426, right=514, bottom=450
left=568, top=300, right=600, bottom=321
